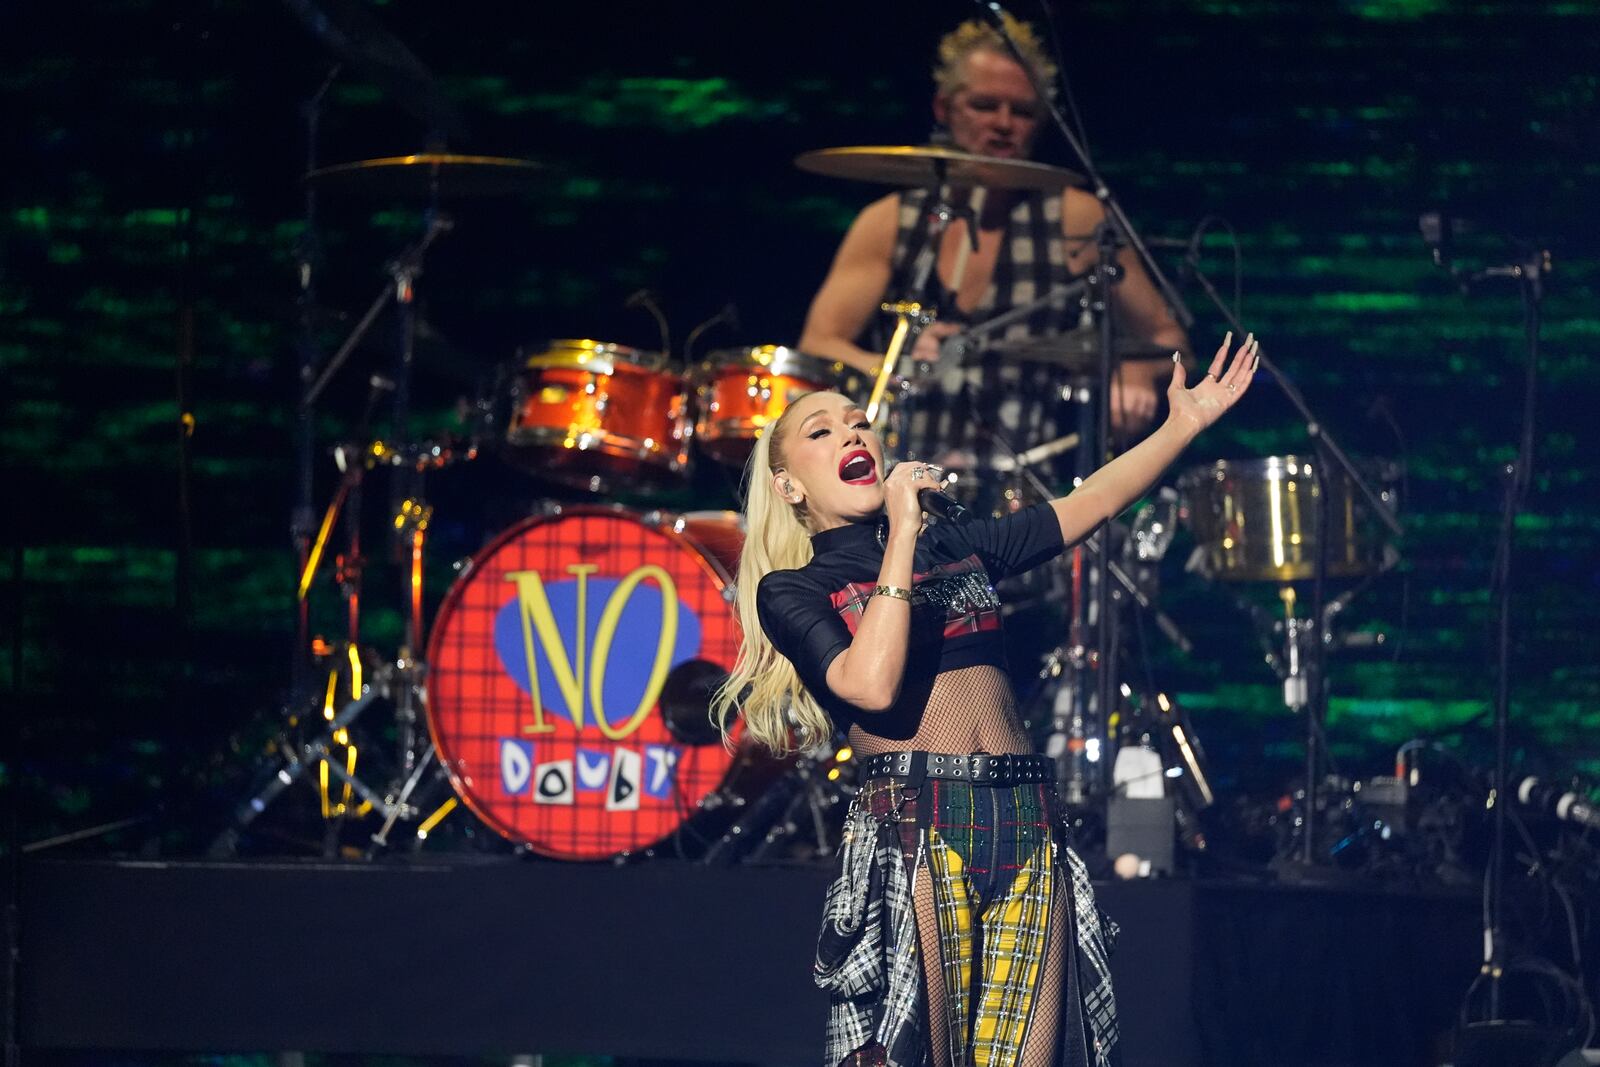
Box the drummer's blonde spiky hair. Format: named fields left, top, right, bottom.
left=934, top=15, right=1059, bottom=101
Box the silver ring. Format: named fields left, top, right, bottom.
left=913, top=466, right=926, bottom=479
left=1225, top=383, right=1237, bottom=393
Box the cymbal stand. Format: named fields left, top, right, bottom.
left=291, top=64, right=342, bottom=705
left=220, top=205, right=455, bottom=853
left=371, top=439, right=445, bottom=779
left=865, top=162, right=977, bottom=433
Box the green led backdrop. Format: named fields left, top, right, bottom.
left=3, top=0, right=1597, bottom=849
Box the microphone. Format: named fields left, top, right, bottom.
left=1418, top=212, right=1452, bottom=269
left=919, top=488, right=971, bottom=524
left=1516, top=776, right=1600, bottom=832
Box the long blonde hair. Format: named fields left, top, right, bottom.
left=711, top=397, right=838, bottom=756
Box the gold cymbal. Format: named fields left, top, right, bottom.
left=304, top=153, right=545, bottom=198
left=795, top=145, right=1084, bottom=193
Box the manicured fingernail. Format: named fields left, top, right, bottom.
left=1172, top=351, right=1180, bottom=363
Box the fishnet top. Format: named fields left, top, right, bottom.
left=845, top=664, right=1031, bottom=758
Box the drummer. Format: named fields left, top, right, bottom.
left=798, top=14, right=1190, bottom=459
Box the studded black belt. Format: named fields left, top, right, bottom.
left=859, top=750, right=1054, bottom=786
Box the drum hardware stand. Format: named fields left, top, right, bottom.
left=938, top=280, right=1089, bottom=366
left=1422, top=218, right=1551, bottom=1026
left=973, top=414, right=1195, bottom=807
left=219, top=429, right=465, bottom=854
left=209, top=688, right=383, bottom=857
left=865, top=300, right=937, bottom=429
left=1183, top=254, right=1402, bottom=869
left=982, top=4, right=1199, bottom=812
left=700, top=749, right=847, bottom=865
left=743, top=751, right=848, bottom=863
left=866, top=160, right=979, bottom=430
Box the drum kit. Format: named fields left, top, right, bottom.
left=215, top=144, right=1403, bottom=871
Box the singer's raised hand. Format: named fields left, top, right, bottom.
left=1167, top=332, right=1260, bottom=436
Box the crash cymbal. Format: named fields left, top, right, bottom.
left=305, top=154, right=544, bottom=198
left=795, top=145, right=1084, bottom=193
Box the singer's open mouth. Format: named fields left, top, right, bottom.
left=838, top=450, right=876, bottom=485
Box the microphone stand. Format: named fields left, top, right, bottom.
left=1437, top=240, right=1549, bottom=1022
left=1183, top=254, right=1403, bottom=866
left=975, top=2, right=1194, bottom=333
left=978, top=1, right=1194, bottom=804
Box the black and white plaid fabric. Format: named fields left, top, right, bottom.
left=1063, top=844, right=1120, bottom=1067
left=816, top=808, right=926, bottom=1067
left=884, top=188, right=1084, bottom=476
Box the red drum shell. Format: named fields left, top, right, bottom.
left=505, top=339, right=691, bottom=492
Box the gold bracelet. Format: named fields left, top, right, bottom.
left=873, top=584, right=914, bottom=603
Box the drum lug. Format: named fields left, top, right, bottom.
left=531, top=499, right=563, bottom=519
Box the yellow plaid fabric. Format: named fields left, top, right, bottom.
left=927, top=827, right=1055, bottom=1067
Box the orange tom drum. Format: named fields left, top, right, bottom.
left=691, top=346, right=867, bottom=466
left=425, top=506, right=758, bottom=860
left=505, top=339, right=690, bottom=492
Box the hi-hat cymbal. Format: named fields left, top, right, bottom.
left=795, top=145, right=1084, bottom=193
left=985, top=327, right=1173, bottom=370
left=305, top=154, right=545, bottom=198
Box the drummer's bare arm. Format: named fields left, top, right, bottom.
left=1048, top=333, right=1259, bottom=547
left=1061, top=189, right=1189, bottom=435
left=798, top=195, right=902, bottom=375
left=1060, top=190, right=1191, bottom=360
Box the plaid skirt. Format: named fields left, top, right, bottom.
left=815, top=765, right=1119, bottom=1067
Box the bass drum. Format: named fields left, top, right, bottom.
left=425, top=506, right=750, bottom=860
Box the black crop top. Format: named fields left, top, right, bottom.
left=755, top=502, right=1065, bottom=739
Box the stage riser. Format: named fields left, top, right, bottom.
left=17, top=860, right=1476, bottom=1067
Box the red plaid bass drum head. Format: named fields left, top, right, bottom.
left=426, top=507, right=745, bottom=859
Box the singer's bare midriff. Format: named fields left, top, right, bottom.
left=845, top=664, right=1032, bottom=757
